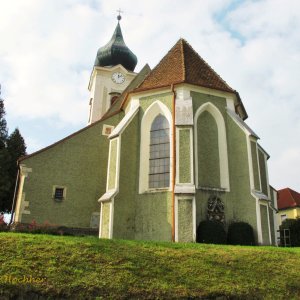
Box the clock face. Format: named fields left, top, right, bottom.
left=112, top=72, right=125, bottom=84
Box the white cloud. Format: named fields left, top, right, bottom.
left=1, top=0, right=300, bottom=190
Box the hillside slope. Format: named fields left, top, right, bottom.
left=0, top=233, right=299, bottom=299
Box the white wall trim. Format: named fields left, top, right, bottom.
left=266, top=204, right=272, bottom=245
left=175, top=196, right=178, bottom=242
left=193, top=196, right=196, bottom=242
left=263, top=151, right=271, bottom=199
left=106, top=137, right=121, bottom=192
left=255, top=142, right=262, bottom=192
left=194, top=102, right=230, bottom=191
left=139, top=100, right=173, bottom=193
left=109, top=199, right=114, bottom=239
left=14, top=165, right=32, bottom=222
left=102, top=124, right=115, bottom=136
left=227, top=108, right=259, bottom=139
left=174, top=196, right=196, bottom=242
left=246, top=136, right=255, bottom=191
left=226, top=97, right=235, bottom=112
left=259, top=201, right=272, bottom=245
left=256, top=199, right=263, bottom=244
left=109, top=105, right=139, bottom=139
left=184, top=84, right=237, bottom=103
left=99, top=202, right=103, bottom=238
left=273, top=189, right=279, bottom=245
left=99, top=200, right=114, bottom=239
left=124, top=97, right=140, bottom=115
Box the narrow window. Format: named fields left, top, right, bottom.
left=149, top=114, right=170, bottom=188
left=54, top=187, right=65, bottom=201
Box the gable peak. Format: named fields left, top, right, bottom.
left=136, top=38, right=235, bottom=93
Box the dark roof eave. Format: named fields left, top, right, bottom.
left=234, top=91, right=248, bottom=121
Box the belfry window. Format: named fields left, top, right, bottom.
left=149, top=114, right=170, bottom=188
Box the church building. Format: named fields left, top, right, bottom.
left=13, top=16, right=278, bottom=245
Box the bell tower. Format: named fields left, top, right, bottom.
left=88, top=14, right=138, bottom=124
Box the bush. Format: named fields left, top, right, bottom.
left=196, top=220, right=226, bottom=244
left=10, top=220, right=98, bottom=236
left=289, top=218, right=300, bottom=247
left=279, top=218, right=300, bottom=247
left=227, top=221, right=255, bottom=246
left=12, top=220, right=60, bottom=235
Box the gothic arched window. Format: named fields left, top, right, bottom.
left=149, top=114, right=170, bottom=188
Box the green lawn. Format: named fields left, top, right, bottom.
left=0, top=233, right=299, bottom=299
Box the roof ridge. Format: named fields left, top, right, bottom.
left=133, top=39, right=185, bottom=91
left=148, top=39, right=182, bottom=75
left=287, top=189, right=295, bottom=204
left=180, top=38, right=186, bottom=81
left=288, top=188, right=300, bottom=202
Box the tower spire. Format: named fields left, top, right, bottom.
left=93, top=12, right=137, bottom=71
left=117, top=9, right=123, bottom=21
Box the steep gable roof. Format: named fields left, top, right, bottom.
left=278, top=188, right=300, bottom=210
left=135, top=38, right=235, bottom=93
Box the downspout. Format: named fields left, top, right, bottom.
left=171, top=84, right=176, bottom=242
left=9, top=165, right=20, bottom=225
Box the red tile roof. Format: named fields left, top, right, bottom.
left=277, top=188, right=300, bottom=210
left=135, top=38, right=235, bottom=93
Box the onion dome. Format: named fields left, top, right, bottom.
left=94, top=16, right=138, bottom=71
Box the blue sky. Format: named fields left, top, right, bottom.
left=1, top=0, right=300, bottom=190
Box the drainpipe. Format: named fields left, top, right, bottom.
left=9, top=165, right=20, bottom=225
left=171, top=84, right=176, bottom=242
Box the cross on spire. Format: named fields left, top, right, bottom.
left=117, top=8, right=123, bottom=21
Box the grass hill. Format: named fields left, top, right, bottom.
left=0, top=232, right=299, bottom=299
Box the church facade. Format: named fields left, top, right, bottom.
left=13, top=18, right=278, bottom=245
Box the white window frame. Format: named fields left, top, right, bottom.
left=139, top=100, right=173, bottom=193
left=52, top=185, right=67, bottom=201
left=194, top=102, right=230, bottom=191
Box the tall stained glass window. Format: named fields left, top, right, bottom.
left=149, top=114, right=170, bottom=188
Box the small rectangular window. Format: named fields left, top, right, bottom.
left=54, top=188, right=64, bottom=200
left=53, top=186, right=66, bottom=201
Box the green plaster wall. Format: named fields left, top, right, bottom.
left=113, top=93, right=173, bottom=241
left=101, top=202, right=111, bottom=238
left=20, top=113, right=122, bottom=228
left=136, top=93, right=173, bottom=241
left=108, top=139, right=118, bottom=190
left=197, top=111, right=220, bottom=188
left=179, top=129, right=191, bottom=183
left=112, top=115, right=138, bottom=240
left=224, top=116, right=258, bottom=236
left=268, top=206, right=275, bottom=245
left=135, top=192, right=172, bottom=241
left=258, top=150, right=268, bottom=195
left=251, top=141, right=260, bottom=191
left=139, top=92, right=173, bottom=114
left=192, top=91, right=258, bottom=243
left=191, top=91, right=227, bottom=120
left=178, top=199, right=193, bottom=242
left=260, top=204, right=270, bottom=245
